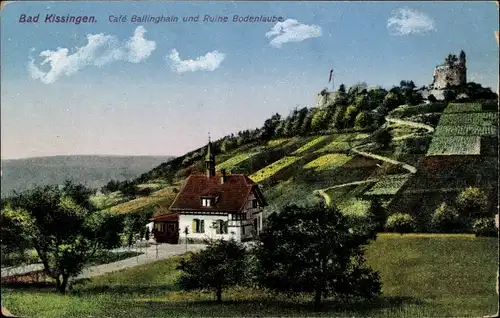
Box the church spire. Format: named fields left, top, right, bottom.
left=205, top=133, right=216, bottom=178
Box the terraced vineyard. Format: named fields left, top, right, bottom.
left=434, top=125, right=497, bottom=137
left=304, top=153, right=352, bottom=172
left=427, top=102, right=497, bottom=156
left=267, top=138, right=290, bottom=147
left=249, top=156, right=300, bottom=183
left=216, top=152, right=259, bottom=171
left=364, top=174, right=411, bottom=196
left=427, top=136, right=481, bottom=156
left=292, top=136, right=328, bottom=155
left=443, top=102, right=483, bottom=113
left=109, top=186, right=178, bottom=214
left=438, top=112, right=497, bottom=126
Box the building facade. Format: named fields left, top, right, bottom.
left=154, top=139, right=267, bottom=244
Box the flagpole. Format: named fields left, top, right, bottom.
left=332, top=68, right=334, bottom=92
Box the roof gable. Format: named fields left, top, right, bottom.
left=169, top=173, right=265, bottom=212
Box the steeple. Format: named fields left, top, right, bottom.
left=205, top=133, right=216, bottom=178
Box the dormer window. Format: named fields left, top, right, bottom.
left=202, top=198, right=212, bottom=207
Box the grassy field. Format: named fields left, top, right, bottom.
left=1, top=235, right=497, bottom=317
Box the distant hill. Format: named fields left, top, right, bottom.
left=0, top=155, right=174, bottom=198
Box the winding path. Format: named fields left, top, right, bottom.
left=314, top=113, right=435, bottom=205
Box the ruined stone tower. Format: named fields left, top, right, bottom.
left=431, top=50, right=467, bottom=89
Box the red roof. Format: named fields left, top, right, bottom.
left=169, top=173, right=267, bottom=213
left=150, top=213, right=179, bottom=222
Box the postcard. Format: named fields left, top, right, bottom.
left=1, top=1, right=498, bottom=317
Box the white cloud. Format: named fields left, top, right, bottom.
left=387, top=8, right=436, bottom=36
left=167, top=49, right=226, bottom=73
left=28, top=26, right=156, bottom=84
left=265, top=19, right=322, bottom=48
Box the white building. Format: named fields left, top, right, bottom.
left=150, top=139, right=267, bottom=244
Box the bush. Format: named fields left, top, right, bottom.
left=431, top=203, right=467, bottom=233
left=385, top=213, right=416, bottom=234
left=473, top=218, right=497, bottom=237
left=456, top=187, right=488, bottom=219
left=373, top=129, right=392, bottom=149
left=366, top=198, right=387, bottom=232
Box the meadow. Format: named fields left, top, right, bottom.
left=2, top=234, right=497, bottom=318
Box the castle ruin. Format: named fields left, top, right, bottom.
left=430, top=50, right=467, bottom=89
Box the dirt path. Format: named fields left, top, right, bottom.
left=315, top=112, right=433, bottom=203
left=1, top=244, right=206, bottom=281
left=385, top=116, right=435, bottom=133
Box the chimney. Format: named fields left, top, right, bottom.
left=221, top=169, right=227, bottom=184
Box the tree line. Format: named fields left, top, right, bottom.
left=0, top=181, right=154, bottom=294
left=136, top=80, right=497, bottom=184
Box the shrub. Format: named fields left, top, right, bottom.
left=385, top=213, right=416, bottom=234
left=431, top=203, right=466, bottom=233
left=373, top=129, right=392, bottom=148
left=473, top=218, right=497, bottom=237
left=456, top=187, right=488, bottom=219
left=366, top=198, right=387, bottom=232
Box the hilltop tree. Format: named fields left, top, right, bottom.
left=177, top=238, right=247, bottom=302
left=260, top=113, right=281, bottom=141
left=354, top=112, right=373, bottom=129
left=445, top=54, right=458, bottom=66
left=254, top=201, right=381, bottom=308
left=2, top=181, right=123, bottom=294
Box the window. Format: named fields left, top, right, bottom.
left=201, top=198, right=212, bottom=207
left=252, top=199, right=258, bottom=209
left=253, top=218, right=258, bottom=232
left=192, top=219, right=205, bottom=233
left=155, top=223, right=165, bottom=232
left=215, top=219, right=228, bottom=234
left=242, top=225, right=245, bottom=235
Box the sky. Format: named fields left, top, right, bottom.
left=1, top=1, right=498, bottom=159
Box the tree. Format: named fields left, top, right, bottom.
left=373, top=129, right=392, bottom=149
left=343, top=105, right=359, bottom=127
left=354, top=112, right=373, bottom=129
left=177, top=238, right=247, bottom=302
left=443, top=89, right=457, bottom=103
left=431, top=202, right=465, bottom=233
left=456, top=187, right=488, bottom=220
left=366, top=198, right=387, bottom=232
left=254, top=201, right=381, bottom=309
left=444, top=54, right=458, bottom=66
left=427, top=94, right=438, bottom=103
left=261, top=113, right=281, bottom=141
left=120, top=181, right=138, bottom=199
left=2, top=181, right=123, bottom=294
left=385, top=213, right=416, bottom=234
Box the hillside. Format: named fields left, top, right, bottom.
left=0, top=155, right=174, bottom=198
left=101, top=97, right=498, bottom=232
